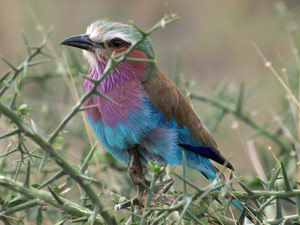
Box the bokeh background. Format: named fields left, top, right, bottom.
left=0, top=0, right=300, bottom=189
left=1, top=1, right=300, bottom=223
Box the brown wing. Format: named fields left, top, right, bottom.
left=143, top=71, right=234, bottom=170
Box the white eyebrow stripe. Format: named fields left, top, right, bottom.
left=102, top=31, right=132, bottom=43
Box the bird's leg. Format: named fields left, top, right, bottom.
left=128, top=145, right=149, bottom=210
left=128, top=146, right=146, bottom=185
left=113, top=148, right=177, bottom=212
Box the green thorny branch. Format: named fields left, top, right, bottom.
left=0, top=13, right=179, bottom=225
left=190, top=85, right=291, bottom=154
left=1, top=11, right=299, bottom=225
left=173, top=49, right=292, bottom=156
left=115, top=157, right=300, bottom=224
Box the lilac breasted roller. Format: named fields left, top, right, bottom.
left=60, top=20, right=250, bottom=217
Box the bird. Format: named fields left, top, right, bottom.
left=60, top=19, right=251, bottom=219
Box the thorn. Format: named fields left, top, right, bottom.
left=80, top=143, right=97, bottom=173
left=48, top=186, right=64, bottom=205
left=23, top=160, right=31, bottom=187
left=79, top=174, right=99, bottom=183
left=0, top=55, right=18, bottom=71
left=281, top=161, right=293, bottom=192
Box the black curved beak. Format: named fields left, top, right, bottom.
left=60, top=34, right=96, bottom=51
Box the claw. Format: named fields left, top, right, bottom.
left=129, top=168, right=141, bottom=185
left=128, top=145, right=149, bottom=186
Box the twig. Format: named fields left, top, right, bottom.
left=190, top=92, right=290, bottom=153
left=0, top=175, right=104, bottom=225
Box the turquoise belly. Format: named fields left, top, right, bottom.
left=87, top=99, right=158, bottom=163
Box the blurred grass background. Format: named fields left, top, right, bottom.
left=0, top=0, right=300, bottom=224
left=1, top=0, right=299, bottom=173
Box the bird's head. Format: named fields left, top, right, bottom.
left=60, top=20, right=154, bottom=68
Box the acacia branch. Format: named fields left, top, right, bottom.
left=0, top=175, right=104, bottom=224
left=190, top=92, right=290, bottom=152
left=0, top=95, right=116, bottom=225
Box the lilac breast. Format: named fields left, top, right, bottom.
left=83, top=59, right=145, bottom=126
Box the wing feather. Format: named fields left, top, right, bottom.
left=143, top=71, right=234, bottom=170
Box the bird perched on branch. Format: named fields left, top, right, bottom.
left=60, top=19, right=250, bottom=218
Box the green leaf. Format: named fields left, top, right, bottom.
left=36, top=207, right=43, bottom=225
left=148, top=160, right=164, bottom=174
left=18, top=104, right=28, bottom=115
left=148, top=161, right=157, bottom=173
left=53, top=143, right=62, bottom=150
left=31, top=183, right=40, bottom=189
left=54, top=136, right=64, bottom=143
left=119, top=197, right=126, bottom=204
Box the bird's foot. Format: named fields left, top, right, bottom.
left=128, top=166, right=150, bottom=186
left=119, top=146, right=175, bottom=212
left=128, top=146, right=148, bottom=185
left=114, top=178, right=176, bottom=211
left=115, top=177, right=149, bottom=212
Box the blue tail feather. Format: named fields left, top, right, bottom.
left=232, top=198, right=244, bottom=212
left=179, top=143, right=234, bottom=170
left=194, top=160, right=254, bottom=222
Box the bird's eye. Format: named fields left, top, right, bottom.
left=109, top=38, right=126, bottom=49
